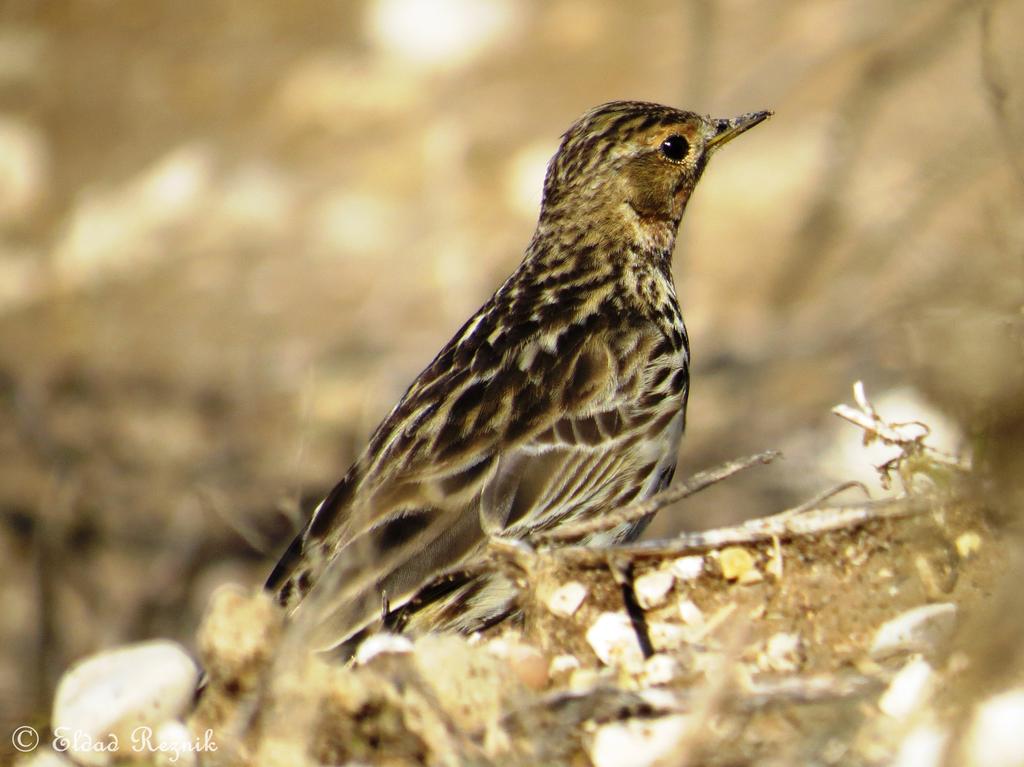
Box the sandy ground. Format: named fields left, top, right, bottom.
left=2, top=0, right=1023, bottom=764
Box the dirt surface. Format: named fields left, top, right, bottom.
left=2, top=0, right=1023, bottom=764
left=185, top=483, right=1012, bottom=767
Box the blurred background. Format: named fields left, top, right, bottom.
left=1, top=0, right=1021, bottom=742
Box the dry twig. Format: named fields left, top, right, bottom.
left=832, top=380, right=969, bottom=491
left=551, top=494, right=941, bottom=567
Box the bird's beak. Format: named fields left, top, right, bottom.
left=707, top=110, right=772, bottom=151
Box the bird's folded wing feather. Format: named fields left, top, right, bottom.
left=269, top=313, right=686, bottom=650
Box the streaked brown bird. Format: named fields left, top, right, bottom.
left=267, top=101, right=771, bottom=652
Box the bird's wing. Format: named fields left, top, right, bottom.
left=268, top=308, right=687, bottom=651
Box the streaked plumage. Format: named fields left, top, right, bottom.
left=267, top=101, right=770, bottom=652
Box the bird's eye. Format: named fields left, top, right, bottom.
left=660, top=135, right=690, bottom=162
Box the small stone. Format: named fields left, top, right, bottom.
left=677, top=599, right=704, bottom=626
left=955, top=531, right=982, bottom=559
left=648, top=621, right=687, bottom=651
left=878, top=656, right=934, bottom=719
left=670, top=555, right=704, bottom=581
left=546, top=581, right=588, bottom=617
left=589, top=715, right=689, bottom=767
left=738, top=567, right=764, bottom=585
left=637, top=688, right=678, bottom=711
left=354, top=633, right=414, bottom=664
left=586, top=612, right=645, bottom=670
left=761, top=632, right=802, bottom=672
left=640, top=654, right=679, bottom=686
left=52, top=640, right=199, bottom=766
left=870, top=603, right=957, bottom=659
left=892, top=724, right=948, bottom=767
left=549, top=654, right=581, bottom=675
left=634, top=570, right=674, bottom=610
left=719, top=547, right=757, bottom=582
left=967, top=689, right=1024, bottom=767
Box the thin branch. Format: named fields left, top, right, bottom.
left=832, top=380, right=969, bottom=491
left=540, top=449, right=781, bottom=543
left=507, top=670, right=881, bottom=731
left=550, top=494, right=940, bottom=566
left=786, top=481, right=872, bottom=515
left=698, top=671, right=884, bottom=712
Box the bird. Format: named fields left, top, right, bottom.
left=266, top=100, right=771, bottom=653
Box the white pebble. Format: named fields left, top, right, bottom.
left=892, top=724, right=948, bottom=767
left=586, top=612, right=645, bottom=670
left=640, top=654, right=679, bottom=686
left=966, top=689, right=1024, bottom=767
left=549, top=654, right=581, bottom=675
left=870, top=603, right=957, bottom=658
left=677, top=599, right=704, bottom=626
left=955, top=531, right=982, bottom=559
left=590, top=715, right=689, bottom=767
left=51, top=640, right=199, bottom=767
left=762, top=632, right=802, bottom=672
left=878, top=656, right=934, bottom=719
left=670, top=555, right=704, bottom=581
left=648, top=621, right=686, bottom=651
left=637, top=688, right=678, bottom=710
left=634, top=570, right=674, bottom=610
left=546, top=581, right=588, bottom=617
left=355, top=633, right=414, bottom=664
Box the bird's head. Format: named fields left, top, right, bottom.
left=539, top=101, right=771, bottom=250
